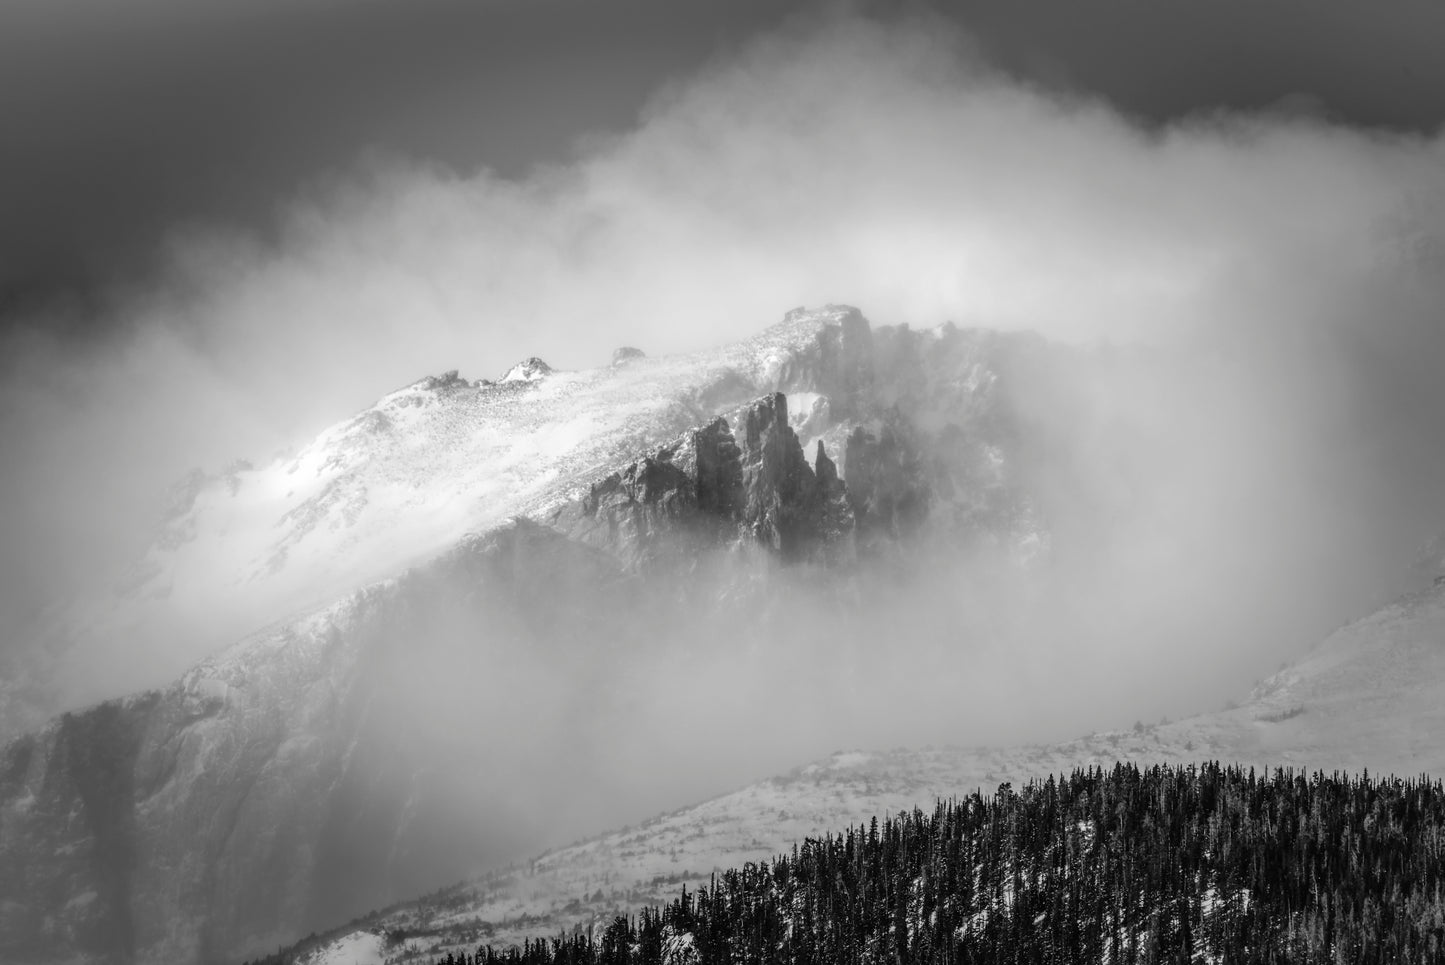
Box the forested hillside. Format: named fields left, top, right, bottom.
left=398, top=763, right=1445, bottom=965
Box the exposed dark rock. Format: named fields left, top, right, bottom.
left=775, top=305, right=874, bottom=418
left=843, top=422, right=929, bottom=549
left=737, top=393, right=849, bottom=561
left=554, top=394, right=853, bottom=567
left=572, top=451, right=700, bottom=569
left=421, top=370, right=469, bottom=390
left=811, top=441, right=855, bottom=559
left=0, top=697, right=156, bottom=964
left=691, top=418, right=744, bottom=518
left=565, top=315, right=1047, bottom=571
left=554, top=415, right=749, bottom=569
left=611, top=347, right=646, bottom=366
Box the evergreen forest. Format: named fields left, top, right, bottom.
left=422, top=763, right=1445, bottom=964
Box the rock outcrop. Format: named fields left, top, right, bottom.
left=736, top=392, right=852, bottom=562
left=552, top=393, right=852, bottom=568
left=772, top=306, right=874, bottom=419
left=499, top=357, right=553, bottom=383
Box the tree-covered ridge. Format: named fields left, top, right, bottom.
left=431, top=763, right=1445, bottom=965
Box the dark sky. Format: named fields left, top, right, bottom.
left=0, top=0, right=802, bottom=325
left=3, top=0, right=1445, bottom=331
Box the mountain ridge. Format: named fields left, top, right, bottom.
left=0, top=306, right=927, bottom=737
left=0, top=306, right=1054, bottom=965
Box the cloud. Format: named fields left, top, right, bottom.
left=3, top=10, right=1445, bottom=749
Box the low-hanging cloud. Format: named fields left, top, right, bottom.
left=4, top=9, right=1445, bottom=757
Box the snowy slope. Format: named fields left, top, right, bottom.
left=294, top=931, right=387, bottom=965
left=293, top=580, right=1445, bottom=962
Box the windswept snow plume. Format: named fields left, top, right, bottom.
left=4, top=11, right=1445, bottom=758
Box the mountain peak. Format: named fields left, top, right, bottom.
left=500, top=357, right=553, bottom=383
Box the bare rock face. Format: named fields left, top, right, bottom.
left=737, top=393, right=851, bottom=562
left=553, top=396, right=851, bottom=568
left=691, top=417, right=744, bottom=518
left=844, top=422, right=929, bottom=549
left=569, top=447, right=705, bottom=570
left=773, top=305, right=874, bottom=418
left=610, top=347, right=646, bottom=366
left=0, top=696, right=157, bottom=962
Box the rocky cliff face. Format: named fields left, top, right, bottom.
left=0, top=306, right=1059, bottom=965
left=552, top=392, right=853, bottom=569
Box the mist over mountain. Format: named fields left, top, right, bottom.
left=3, top=306, right=1044, bottom=962
left=4, top=8, right=1445, bottom=965
left=5, top=13, right=1445, bottom=682
left=5, top=303, right=1445, bottom=964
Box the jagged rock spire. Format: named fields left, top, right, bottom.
left=560, top=391, right=853, bottom=566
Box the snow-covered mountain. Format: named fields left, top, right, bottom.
left=4, top=305, right=1023, bottom=737
left=7, top=302, right=1435, bottom=965
left=286, top=578, right=1445, bottom=964
left=0, top=307, right=1057, bottom=965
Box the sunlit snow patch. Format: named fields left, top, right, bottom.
left=297, top=930, right=386, bottom=965
left=499, top=357, right=554, bottom=383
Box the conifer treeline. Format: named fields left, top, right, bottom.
left=429, top=763, right=1445, bottom=964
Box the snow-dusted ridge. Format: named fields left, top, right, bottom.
left=6, top=306, right=878, bottom=732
